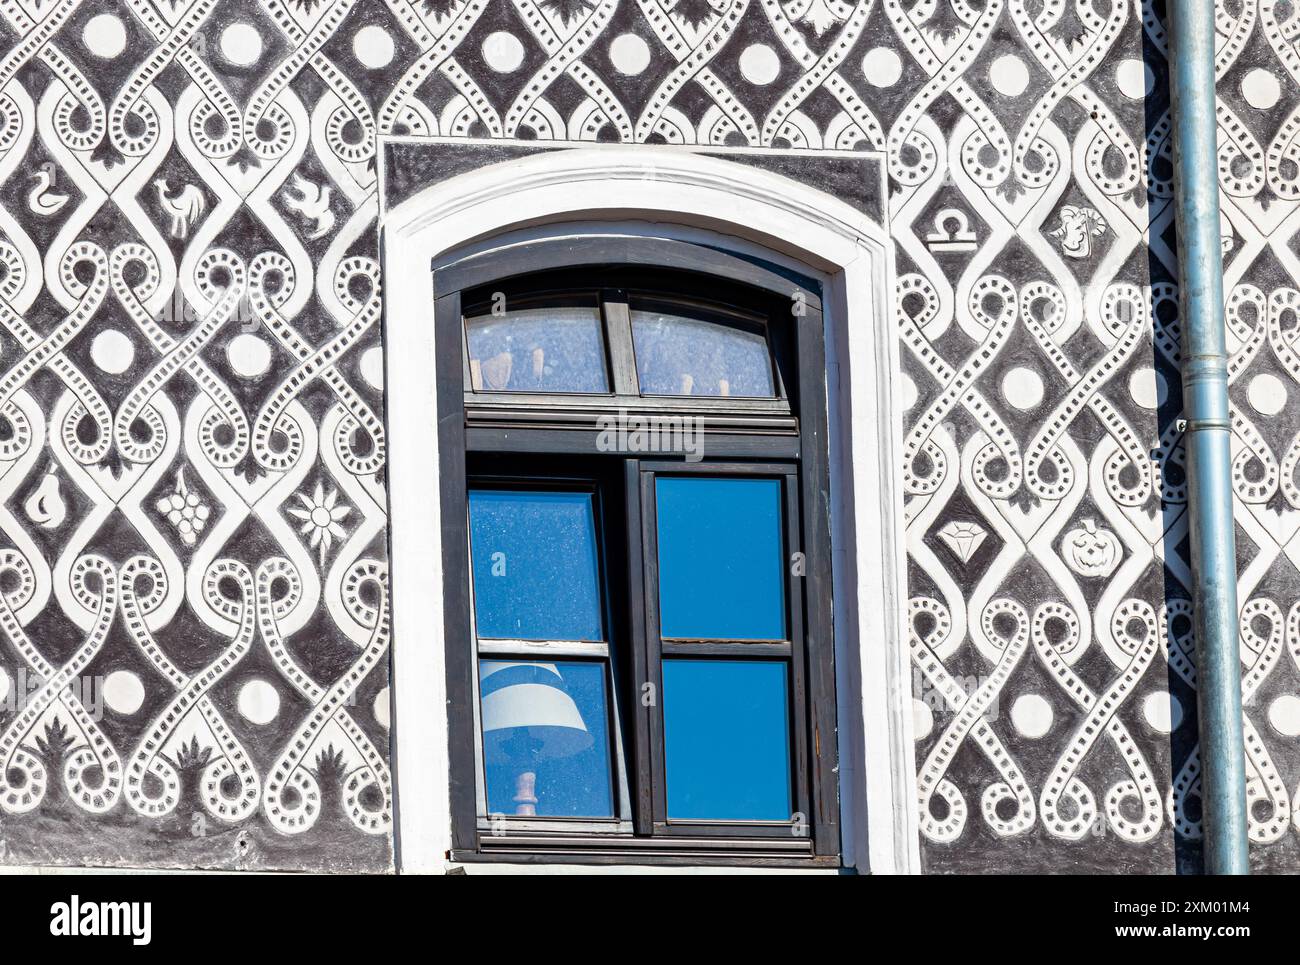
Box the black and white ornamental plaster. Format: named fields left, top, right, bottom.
left=0, top=0, right=1293, bottom=874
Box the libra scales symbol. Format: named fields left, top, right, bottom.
left=925, top=209, right=978, bottom=253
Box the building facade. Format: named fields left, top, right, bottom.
left=0, top=0, right=1294, bottom=874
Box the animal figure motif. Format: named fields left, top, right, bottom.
left=1048, top=205, right=1106, bottom=259
left=28, top=169, right=69, bottom=216
left=282, top=173, right=335, bottom=240
left=153, top=178, right=206, bottom=240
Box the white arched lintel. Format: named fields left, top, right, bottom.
left=380, top=144, right=917, bottom=874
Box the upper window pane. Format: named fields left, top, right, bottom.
left=466, top=303, right=609, bottom=393
left=631, top=303, right=775, bottom=397
left=469, top=490, right=603, bottom=641
left=655, top=477, right=785, bottom=640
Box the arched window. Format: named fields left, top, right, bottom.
left=461, top=267, right=786, bottom=400
left=433, top=237, right=839, bottom=866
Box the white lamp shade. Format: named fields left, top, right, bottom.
left=480, top=662, right=593, bottom=763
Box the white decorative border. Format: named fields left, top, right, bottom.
left=378, top=142, right=918, bottom=874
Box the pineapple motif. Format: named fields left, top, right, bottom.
left=540, top=0, right=597, bottom=24
left=670, top=0, right=716, bottom=28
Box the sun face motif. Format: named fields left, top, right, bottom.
left=287, top=482, right=351, bottom=566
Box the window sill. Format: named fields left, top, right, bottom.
left=447, top=850, right=844, bottom=873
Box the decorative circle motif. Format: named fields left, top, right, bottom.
left=1142, top=691, right=1182, bottom=733
left=739, top=44, right=781, bottom=86
left=359, top=345, right=384, bottom=390
left=1128, top=366, right=1166, bottom=409
left=238, top=678, right=281, bottom=725
left=220, top=22, right=264, bottom=67
left=609, top=33, right=650, bottom=75
left=483, top=32, right=525, bottom=73
left=91, top=330, right=134, bottom=374
left=374, top=687, right=391, bottom=729
left=1248, top=372, right=1287, bottom=415
left=862, top=47, right=902, bottom=88
left=1241, top=68, right=1282, bottom=111
left=227, top=333, right=273, bottom=378
left=1001, top=366, right=1044, bottom=410
left=103, top=670, right=145, bottom=715
left=1115, top=59, right=1154, bottom=99
left=912, top=698, right=933, bottom=741
left=1010, top=693, right=1053, bottom=738
left=990, top=55, right=1030, bottom=97
left=353, top=25, right=395, bottom=70
left=900, top=372, right=917, bottom=410
left=83, top=14, right=127, bottom=59
left=1268, top=694, right=1300, bottom=737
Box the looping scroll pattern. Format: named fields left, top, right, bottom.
left=0, top=0, right=400, bottom=871
left=893, top=0, right=1300, bottom=868
left=0, top=0, right=1294, bottom=873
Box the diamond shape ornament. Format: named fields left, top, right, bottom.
left=937, top=520, right=987, bottom=563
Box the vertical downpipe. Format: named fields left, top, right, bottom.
left=1168, top=0, right=1250, bottom=873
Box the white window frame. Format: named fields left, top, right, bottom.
left=379, top=143, right=917, bottom=874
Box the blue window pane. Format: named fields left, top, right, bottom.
left=469, top=490, right=603, bottom=641
left=467, top=305, right=609, bottom=393
left=631, top=308, right=775, bottom=397
left=480, top=661, right=613, bottom=818
left=662, top=660, right=791, bottom=821
left=655, top=477, right=785, bottom=640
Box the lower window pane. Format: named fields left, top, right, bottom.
left=479, top=660, right=614, bottom=818
left=662, top=659, right=791, bottom=821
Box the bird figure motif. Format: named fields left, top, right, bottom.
left=27, top=169, right=69, bottom=216
left=153, top=178, right=206, bottom=240
left=282, top=173, right=335, bottom=240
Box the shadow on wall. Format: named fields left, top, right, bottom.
left=1142, top=43, right=1202, bottom=875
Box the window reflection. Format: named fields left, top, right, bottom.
left=631, top=305, right=775, bottom=397
left=466, top=305, right=609, bottom=393
left=479, top=660, right=614, bottom=818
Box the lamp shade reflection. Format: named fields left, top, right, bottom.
left=480, top=661, right=593, bottom=815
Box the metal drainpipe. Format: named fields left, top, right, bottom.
left=1168, top=0, right=1250, bottom=874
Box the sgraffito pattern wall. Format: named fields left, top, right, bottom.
left=0, top=0, right=395, bottom=871
left=890, top=0, right=1300, bottom=874
left=0, top=0, right=1294, bottom=873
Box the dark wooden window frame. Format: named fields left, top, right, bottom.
left=434, top=237, right=840, bottom=867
